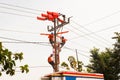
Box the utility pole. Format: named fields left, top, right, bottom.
left=37, top=11, right=71, bottom=72
left=53, top=15, right=71, bottom=72
left=53, top=18, right=58, bottom=72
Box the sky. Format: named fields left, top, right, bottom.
left=0, top=0, right=120, bottom=80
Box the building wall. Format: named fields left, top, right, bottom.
left=51, top=76, right=104, bottom=80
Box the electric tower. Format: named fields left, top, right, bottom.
left=37, top=11, right=70, bottom=72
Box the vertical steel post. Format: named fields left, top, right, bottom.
left=75, top=49, right=79, bottom=71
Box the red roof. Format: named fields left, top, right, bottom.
left=44, top=71, right=104, bottom=79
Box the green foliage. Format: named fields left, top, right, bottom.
left=87, top=32, right=120, bottom=80
left=77, top=61, right=83, bottom=72
left=61, top=56, right=83, bottom=72
left=61, top=62, right=70, bottom=70
left=0, top=42, right=29, bottom=76
left=68, top=56, right=77, bottom=70
left=20, top=64, right=29, bottom=73
left=14, top=52, right=23, bottom=60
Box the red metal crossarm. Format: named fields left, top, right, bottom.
left=37, top=11, right=64, bottom=22
left=40, top=31, right=68, bottom=35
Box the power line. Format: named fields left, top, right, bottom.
left=70, top=21, right=111, bottom=45
left=64, top=25, right=96, bottom=49
left=0, top=11, right=111, bottom=56
left=2, top=41, right=90, bottom=60
left=64, top=46, right=90, bottom=58
left=1, top=41, right=48, bottom=44
left=66, top=23, right=110, bottom=47
left=69, top=23, right=120, bottom=40
left=63, top=47, right=90, bottom=66
left=0, top=9, right=109, bottom=54
left=1, top=2, right=120, bottom=27
left=0, top=28, right=39, bottom=34
left=0, top=5, right=39, bottom=15
left=0, top=26, right=91, bottom=52
left=0, top=36, right=89, bottom=58
left=1, top=2, right=120, bottom=28
left=63, top=24, right=109, bottom=50
left=1, top=2, right=117, bottom=64
left=0, top=4, right=118, bottom=42
left=0, top=11, right=35, bottom=18
left=65, top=9, right=120, bottom=47
left=15, top=66, right=50, bottom=68
left=0, top=36, right=49, bottom=46
left=83, top=10, right=120, bottom=26
left=14, top=65, right=72, bottom=70
left=0, top=2, right=45, bottom=12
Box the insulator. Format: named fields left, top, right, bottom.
left=37, top=16, right=47, bottom=20
left=41, top=13, right=48, bottom=18
left=52, top=12, right=59, bottom=18
left=47, top=14, right=54, bottom=21
left=47, top=11, right=53, bottom=15
left=47, top=11, right=59, bottom=18
left=47, top=26, right=53, bottom=32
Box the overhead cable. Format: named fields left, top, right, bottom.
left=72, top=23, right=120, bottom=39
left=0, top=28, right=39, bottom=34
left=0, top=5, right=39, bottom=15
left=84, top=10, right=120, bottom=26
left=70, top=21, right=111, bottom=45
left=0, top=2, right=45, bottom=12
left=0, top=36, right=49, bottom=46
left=0, top=11, right=35, bottom=18
left=0, top=36, right=89, bottom=58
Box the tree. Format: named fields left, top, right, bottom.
left=61, top=56, right=83, bottom=72
left=111, top=32, right=120, bottom=79
left=0, top=42, right=29, bottom=76
left=87, top=47, right=113, bottom=80
left=87, top=32, right=120, bottom=80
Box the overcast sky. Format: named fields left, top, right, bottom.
left=0, top=0, right=120, bottom=80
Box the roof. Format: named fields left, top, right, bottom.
left=44, top=71, right=104, bottom=79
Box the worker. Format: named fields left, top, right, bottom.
left=60, top=36, right=66, bottom=48
left=48, top=32, right=54, bottom=47
left=48, top=54, right=55, bottom=69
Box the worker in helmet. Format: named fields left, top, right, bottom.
left=60, top=36, right=66, bottom=48
left=48, top=32, right=54, bottom=47
left=48, top=54, right=55, bottom=69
